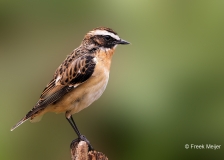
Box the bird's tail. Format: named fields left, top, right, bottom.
left=10, top=106, right=44, bottom=131
left=10, top=116, right=29, bottom=131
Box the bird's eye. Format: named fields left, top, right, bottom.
left=104, top=35, right=111, bottom=41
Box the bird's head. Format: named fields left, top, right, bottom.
left=82, top=27, right=130, bottom=50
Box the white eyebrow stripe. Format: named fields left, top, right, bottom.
left=90, top=30, right=120, bottom=40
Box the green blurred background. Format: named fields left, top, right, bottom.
left=1, top=0, right=224, bottom=159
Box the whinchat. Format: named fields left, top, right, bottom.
left=11, top=27, right=130, bottom=150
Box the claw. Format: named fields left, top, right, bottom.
left=79, top=135, right=94, bottom=151
left=70, top=135, right=94, bottom=151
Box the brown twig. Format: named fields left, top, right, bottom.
left=71, top=141, right=108, bottom=160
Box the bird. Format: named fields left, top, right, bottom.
left=11, top=27, right=130, bottom=150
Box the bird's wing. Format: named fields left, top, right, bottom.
left=30, top=54, right=96, bottom=116
left=11, top=53, right=96, bottom=131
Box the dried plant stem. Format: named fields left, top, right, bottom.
left=71, top=141, right=108, bottom=160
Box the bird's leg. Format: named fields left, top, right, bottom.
left=66, top=115, right=81, bottom=137
left=66, top=115, right=94, bottom=151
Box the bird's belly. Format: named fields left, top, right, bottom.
left=75, top=77, right=108, bottom=112
left=48, top=71, right=109, bottom=115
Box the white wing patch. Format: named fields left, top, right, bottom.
left=55, top=76, right=61, bottom=84
left=93, top=57, right=98, bottom=63
left=90, top=30, right=120, bottom=40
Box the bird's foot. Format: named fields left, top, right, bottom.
left=70, top=135, right=94, bottom=151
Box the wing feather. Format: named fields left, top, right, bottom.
left=16, top=52, right=96, bottom=123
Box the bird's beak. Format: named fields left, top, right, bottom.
left=117, top=39, right=130, bottom=45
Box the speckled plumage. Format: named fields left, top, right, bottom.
left=11, top=27, right=129, bottom=131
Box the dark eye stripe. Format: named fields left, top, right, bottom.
left=104, top=35, right=111, bottom=40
